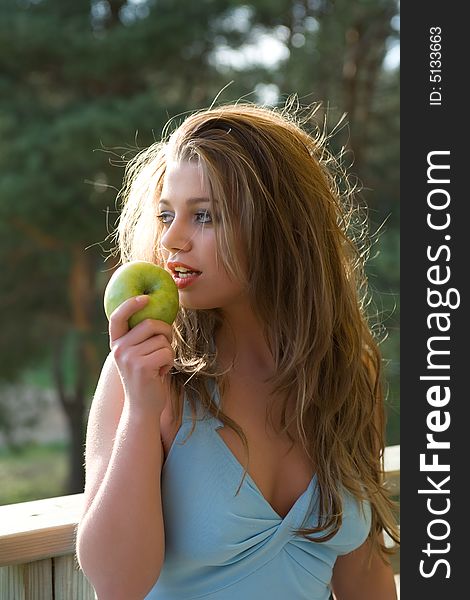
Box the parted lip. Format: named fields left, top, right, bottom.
left=167, top=261, right=201, bottom=273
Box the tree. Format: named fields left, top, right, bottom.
left=0, top=0, right=240, bottom=490
left=1, top=0, right=279, bottom=491
left=0, top=0, right=400, bottom=496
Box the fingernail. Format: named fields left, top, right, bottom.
left=136, top=295, right=148, bottom=303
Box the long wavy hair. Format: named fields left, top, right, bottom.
left=115, top=100, right=399, bottom=557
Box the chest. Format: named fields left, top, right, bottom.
left=216, top=376, right=314, bottom=518
left=161, top=377, right=315, bottom=519
left=158, top=418, right=334, bottom=600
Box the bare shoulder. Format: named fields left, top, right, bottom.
left=331, top=535, right=397, bottom=600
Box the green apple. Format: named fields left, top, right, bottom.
left=104, top=261, right=179, bottom=328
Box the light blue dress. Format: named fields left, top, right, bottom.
left=145, top=384, right=371, bottom=599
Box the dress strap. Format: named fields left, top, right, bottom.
left=181, top=390, right=194, bottom=422
left=208, top=377, right=222, bottom=408
left=181, top=377, right=222, bottom=423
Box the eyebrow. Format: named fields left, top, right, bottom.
left=158, top=197, right=211, bottom=206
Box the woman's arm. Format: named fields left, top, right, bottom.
left=331, top=535, right=398, bottom=600
left=76, top=296, right=174, bottom=600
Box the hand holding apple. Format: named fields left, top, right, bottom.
left=104, top=261, right=179, bottom=328
left=104, top=261, right=178, bottom=412
left=107, top=295, right=175, bottom=413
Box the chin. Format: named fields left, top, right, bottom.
left=179, top=300, right=217, bottom=311
left=178, top=292, right=224, bottom=311
left=178, top=283, right=247, bottom=312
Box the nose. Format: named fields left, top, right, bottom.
left=160, top=215, right=193, bottom=255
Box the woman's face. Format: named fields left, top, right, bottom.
left=159, top=160, right=246, bottom=310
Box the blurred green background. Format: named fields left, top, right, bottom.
left=0, top=0, right=399, bottom=505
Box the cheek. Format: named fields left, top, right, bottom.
left=195, top=229, right=248, bottom=301
left=213, top=226, right=247, bottom=281
left=206, top=267, right=247, bottom=306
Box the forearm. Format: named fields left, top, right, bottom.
left=77, top=405, right=165, bottom=600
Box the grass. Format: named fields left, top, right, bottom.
left=0, top=442, right=68, bottom=506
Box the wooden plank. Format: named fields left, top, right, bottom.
left=0, top=494, right=83, bottom=566
left=384, top=444, right=400, bottom=473
left=395, top=574, right=400, bottom=599
left=0, top=560, right=53, bottom=600
left=24, top=559, right=53, bottom=600
left=0, top=557, right=97, bottom=600
left=0, top=564, right=25, bottom=600
left=54, top=555, right=96, bottom=600
left=384, top=444, right=400, bottom=496
left=383, top=447, right=400, bottom=576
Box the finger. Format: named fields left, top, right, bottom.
left=130, top=335, right=171, bottom=357
left=116, top=318, right=174, bottom=348
left=135, top=347, right=174, bottom=377
left=122, top=346, right=175, bottom=377
left=109, top=295, right=149, bottom=344
left=112, top=340, right=174, bottom=375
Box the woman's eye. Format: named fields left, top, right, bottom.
left=195, top=210, right=212, bottom=224
left=157, top=211, right=174, bottom=225
left=157, top=209, right=213, bottom=225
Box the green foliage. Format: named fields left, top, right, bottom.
left=0, top=442, right=68, bottom=505
left=0, top=0, right=400, bottom=482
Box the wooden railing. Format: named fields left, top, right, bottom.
left=0, top=494, right=94, bottom=599
left=0, top=445, right=400, bottom=599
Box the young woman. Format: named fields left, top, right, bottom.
left=76, top=102, right=399, bottom=599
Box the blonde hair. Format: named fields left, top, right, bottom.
left=116, top=100, right=399, bottom=556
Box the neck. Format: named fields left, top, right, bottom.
left=215, top=301, right=275, bottom=379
